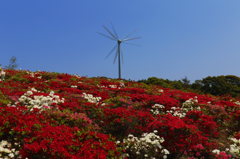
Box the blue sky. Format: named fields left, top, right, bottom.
left=0, top=0, right=240, bottom=81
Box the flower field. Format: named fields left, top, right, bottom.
left=0, top=69, right=239, bottom=159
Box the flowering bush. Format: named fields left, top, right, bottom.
left=226, top=137, right=240, bottom=158
left=16, top=88, right=65, bottom=111
left=0, top=69, right=240, bottom=158
left=120, top=130, right=170, bottom=159
left=82, top=92, right=101, bottom=104
left=21, top=125, right=118, bottom=159
left=0, top=140, right=20, bottom=159
left=150, top=97, right=201, bottom=118
left=0, top=67, right=6, bottom=81
left=212, top=149, right=232, bottom=159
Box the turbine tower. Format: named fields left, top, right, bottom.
left=98, top=24, right=140, bottom=79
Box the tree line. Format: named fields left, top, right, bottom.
left=139, top=75, right=240, bottom=97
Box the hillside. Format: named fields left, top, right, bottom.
left=0, top=69, right=239, bottom=159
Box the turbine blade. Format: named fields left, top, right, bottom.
left=123, top=30, right=137, bottom=39
left=103, top=25, right=118, bottom=40
left=105, top=44, right=117, bottom=59
left=110, top=22, right=119, bottom=39
left=97, top=32, right=116, bottom=41
left=113, top=50, right=118, bottom=64
left=124, top=42, right=141, bottom=47
left=123, top=37, right=141, bottom=42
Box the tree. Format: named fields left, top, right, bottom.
left=192, top=75, right=240, bottom=97
left=5, top=56, right=18, bottom=70
left=181, top=76, right=190, bottom=89
left=139, top=77, right=172, bottom=88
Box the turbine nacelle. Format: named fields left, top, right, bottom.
left=117, top=40, right=122, bottom=44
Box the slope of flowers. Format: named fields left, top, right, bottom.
left=0, top=69, right=240, bottom=158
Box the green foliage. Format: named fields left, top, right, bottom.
left=192, top=75, right=240, bottom=97
left=0, top=91, right=11, bottom=105
left=40, top=72, right=60, bottom=80
left=104, top=96, right=131, bottom=108
left=140, top=75, right=240, bottom=97
left=139, top=77, right=192, bottom=91
left=8, top=73, right=28, bottom=83
left=44, top=109, right=97, bottom=131
left=139, top=77, right=170, bottom=88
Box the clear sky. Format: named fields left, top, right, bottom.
left=1, top=0, right=240, bottom=81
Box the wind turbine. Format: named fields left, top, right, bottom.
left=98, top=24, right=140, bottom=79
